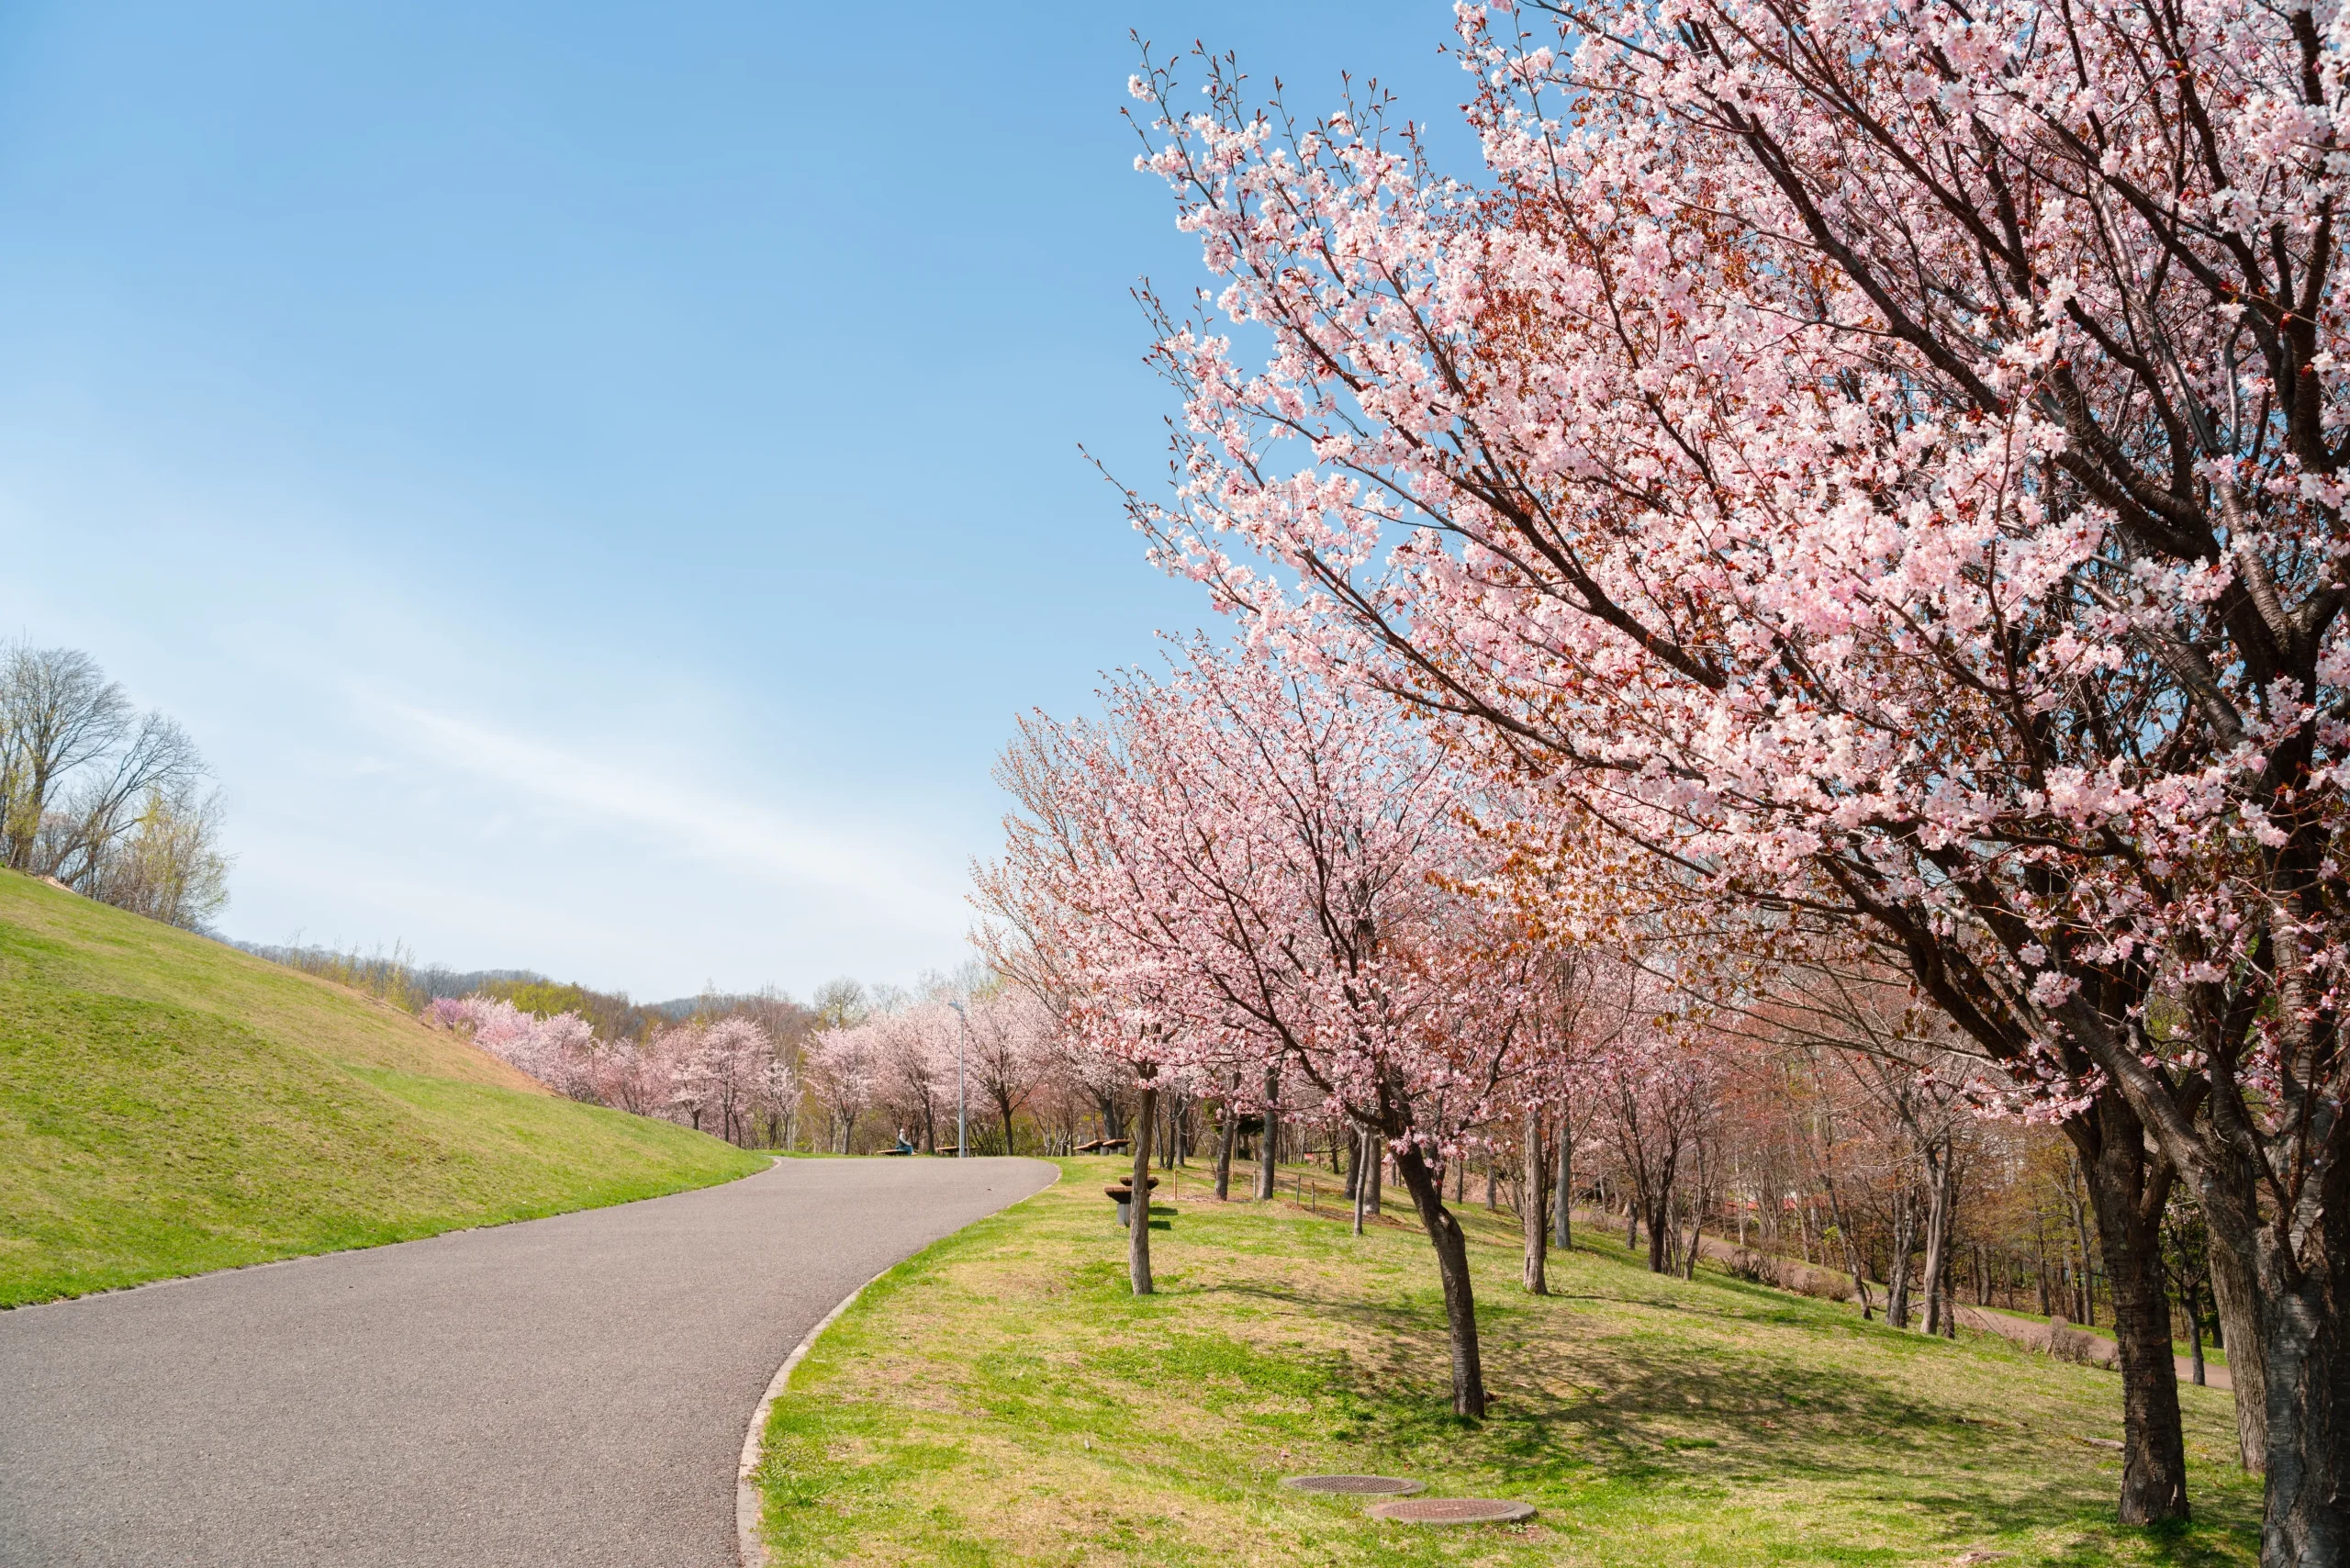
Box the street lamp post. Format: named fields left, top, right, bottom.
left=947, top=999, right=968, bottom=1159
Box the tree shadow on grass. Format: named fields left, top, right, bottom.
left=1188, top=1272, right=2258, bottom=1566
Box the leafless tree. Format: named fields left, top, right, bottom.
left=2, top=643, right=132, bottom=872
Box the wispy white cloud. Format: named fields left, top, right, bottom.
left=380, top=701, right=965, bottom=929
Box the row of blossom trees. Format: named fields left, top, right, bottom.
left=800, top=991, right=1067, bottom=1155
left=420, top=979, right=1156, bottom=1159
left=424, top=995, right=799, bottom=1148
left=979, top=0, right=2348, bottom=1552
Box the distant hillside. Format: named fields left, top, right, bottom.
left=0, top=871, right=766, bottom=1307
left=227, top=942, right=548, bottom=1002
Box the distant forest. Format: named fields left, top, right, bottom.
left=233, top=942, right=820, bottom=1047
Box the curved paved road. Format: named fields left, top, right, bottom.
left=0, top=1157, right=1056, bottom=1568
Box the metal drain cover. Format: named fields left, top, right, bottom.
left=1367, top=1496, right=1535, bottom=1524
left=1281, top=1474, right=1425, bottom=1496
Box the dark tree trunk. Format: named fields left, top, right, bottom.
left=1393, top=1142, right=1486, bottom=1418
left=2207, top=1228, right=2269, bottom=1472
left=2252, top=1226, right=2350, bottom=1568
left=1887, top=1186, right=1918, bottom=1329
left=994, top=1088, right=1018, bottom=1159
left=1127, top=1077, right=1158, bottom=1296
left=1921, top=1147, right=1953, bottom=1336
left=1351, top=1127, right=1370, bottom=1237
left=1646, top=1187, right=1673, bottom=1274
left=2185, top=1117, right=2350, bottom=1565
left=1522, top=1108, right=1549, bottom=1294
left=1254, top=1065, right=1281, bottom=1202
left=2070, top=1099, right=2189, bottom=1525
left=1214, top=1076, right=1237, bottom=1202
left=1552, top=1100, right=1573, bottom=1250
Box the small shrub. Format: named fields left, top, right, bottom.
left=2047, top=1318, right=2101, bottom=1364
left=1792, top=1269, right=1852, bottom=1303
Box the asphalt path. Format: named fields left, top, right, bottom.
left=0, top=1156, right=1057, bottom=1568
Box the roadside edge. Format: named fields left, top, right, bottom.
left=734, top=1159, right=1063, bottom=1568
left=735, top=1266, right=884, bottom=1568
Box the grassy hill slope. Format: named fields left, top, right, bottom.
left=0, top=870, right=766, bottom=1307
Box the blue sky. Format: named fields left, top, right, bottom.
left=0, top=1, right=1472, bottom=1002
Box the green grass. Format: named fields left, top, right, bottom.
left=0, top=869, right=767, bottom=1306
left=755, top=1158, right=2258, bottom=1568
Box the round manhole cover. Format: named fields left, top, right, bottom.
left=1367, top=1497, right=1536, bottom=1525
left=1281, top=1474, right=1425, bottom=1496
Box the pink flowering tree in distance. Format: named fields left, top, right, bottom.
left=985, top=642, right=1565, bottom=1414
left=805, top=1021, right=881, bottom=1155
left=1117, top=2, right=2350, bottom=1538
left=963, top=989, right=1057, bottom=1156
left=426, top=995, right=600, bottom=1102
left=875, top=1003, right=957, bottom=1152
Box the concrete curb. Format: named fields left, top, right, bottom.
left=735, top=1266, right=888, bottom=1568
left=733, top=1159, right=1063, bottom=1568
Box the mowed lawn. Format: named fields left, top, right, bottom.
left=755, top=1157, right=2258, bottom=1568
left=0, top=869, right=766, bottom=1306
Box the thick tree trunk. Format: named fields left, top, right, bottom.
left=1128, top=1079, right=1158, bottom=1296
left=1393, top=1142, right=1486, bottom=1418
left=2251, top=1223, right=2350, bottom=1568
left=2072, top=1101, right=2189, bottom=1525
left=2207, top=1233, right=2269, bottom=1472
left=1522, top=1108, right=1549, bottom=1295
left=2181, top=1119, right=2350, bottom=1565
left=1646, top=1187, right=1673, bottom=1274
left=1254, top=1066, right=1281, bottom=1202
left=1366, top=1136, right=1382, bottom=1218
left=1552, top=1102, right=1573, bottom=1251
left=1920, top=1148, right=1953, bottom=1337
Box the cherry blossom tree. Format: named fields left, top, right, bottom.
left=664, top=1018, right=771, bottom=1143
left=1115, top=2, right=2350, bottom=1535
left=981, top=643, right=1566, bottom=1413
left=805, top=1022, right=881, bottom=1155
left=874, top=1003, right=957, bottom=1151
left=962, top=990, right=1056, bottom=1155
left=426, top=994, right=601, bottom=1102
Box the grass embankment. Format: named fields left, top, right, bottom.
left=0, top=869, right=765, bottom=1306
left=755, top=1157, right=2258, bottom=1568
